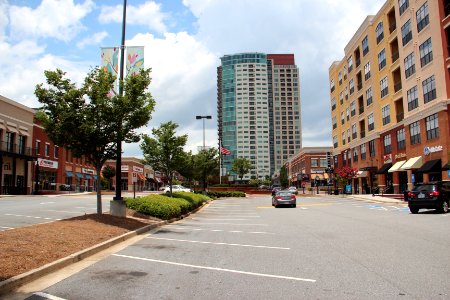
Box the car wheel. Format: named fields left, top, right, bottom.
left=409, top=207, right=419, bottom=214
left=438, top=201, right=449, bottom=214
left=292, top=204, right=296, bottom=208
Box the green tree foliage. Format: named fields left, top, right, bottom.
left=177, top=151, right=195, bottom=188
left=140, top=122, right=187, bottom=196
left=35, top=67, right=155, bottom=213
left=280, top=166, right=289, bottom=188
left=102, top=165, right=116, bottom=190
left=194, top=148, right=219, bottom=191
left=231, top=157, right=252, bottom=182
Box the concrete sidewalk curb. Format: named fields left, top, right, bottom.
left=0, top=200, right=210, bottom=296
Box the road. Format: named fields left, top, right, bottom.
left=7, top=195, right=450, bottom=299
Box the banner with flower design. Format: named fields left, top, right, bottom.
left=126, top=46, right=144, bottom=77
left=101, top=47, right=120, bottom=93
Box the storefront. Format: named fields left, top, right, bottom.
left=35, top=158, right=58, bottom=192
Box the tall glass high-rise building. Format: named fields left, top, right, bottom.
left=217, top=53, right=301, bottom=180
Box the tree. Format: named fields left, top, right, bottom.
left=280, top=166, right=289, bottom=188
left=194, top=148, right=219, bottom=191
left=231, top=157, right=252, bottom=182
left=177, top=151, right=196, bottom=188
left=102, top=165, right=116, bottom=190
left=140, top=122, right=187, bottom=196
left=335, top=166, right=358, bottom=192
left=35, top=67, right=155, bottom=214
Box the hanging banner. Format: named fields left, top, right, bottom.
left=126, top=46, right=144, bottom=77
left=101, top=47, right=120, bottom=92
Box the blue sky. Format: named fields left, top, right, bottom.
left=0, top=0, right=386, bottom=157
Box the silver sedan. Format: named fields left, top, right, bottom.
left=272, top=190, right=297, bottom=208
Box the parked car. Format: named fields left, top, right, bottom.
left=272, top=190, right=296, bottom=208
left=163, top=185, right=192, bottom=193
left=271, top=185, right=281, bottom=196
left=288, top=186, right=298, bottom=195
left=406, top=182, right=450, bottom=214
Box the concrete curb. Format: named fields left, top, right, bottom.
left=0, top=200, right=210, bottom=296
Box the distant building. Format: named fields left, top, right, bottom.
left=217, top=53, right=301, bottom=180
left=329, top=0, right=450, bottom=194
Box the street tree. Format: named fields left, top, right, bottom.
left=335, top=166, right=358, bottom=192
left=231, top=157, right=252, bottom=182
left=177, top=151, right=196, bottom=188
left=140, top=121, right=187, bottom=196
left=102, top=165, right=116, bottom=190
left=194, top=148, right=219, bottom=191
left=35, top=67, right=155, bottom=214
left=280, top=166, right=289, bottom=188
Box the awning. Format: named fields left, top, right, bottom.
left=155, top=177, right=162, bottom=183
left=6, top=126, right=18, bottom=133
left=19, top=130, right=29, bottom=136
left=76, top=172, right=84, bottom=178
left=311, top=174, right=325, bottom=180
left=417, top=159, right=441, bottom=173
left=400, top=156, right=422, bottom=170
left=0, top=120, right=5, bottom=130
left=377, top=163, right=393, bottom=174
left=355, top=171, right=368, bottom=178
left=84, top=174, right=93, bottom=179
left=66, top=171, right=74, bottom=177
left=388, top=160, right=406, bottom=173
left=138, top=173, right=145, bottom=180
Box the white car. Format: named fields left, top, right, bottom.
left=163, top=185, right=192, bottom=193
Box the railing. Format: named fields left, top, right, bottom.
left=0, top=141, right=33, bottom=156
left=360, top=130, right=366, bottom=138
left=394, top=82, right=402, bottom=92
left=389, top=23, right=396, bottom=33
left=396, top=112, right=404, bottom=122
left=357, top=83, right=362, bottom=91
left=392, top=52, right=399, bottom=62
left=359, top=106, right=364, bottom=114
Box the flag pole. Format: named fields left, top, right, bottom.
left=219, top=140, right=222, bottom=184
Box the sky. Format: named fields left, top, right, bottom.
left=0, top=0, right=386, bottom=157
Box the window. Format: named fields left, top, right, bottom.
left=397, top=128, right=406, bottom=150
left=339, top=92, right=344, bottom=104
left=404, top=52, right=415, bottom=78
left=378, top=49, right=386, bottom=70
left=376, top=22, right=384, bottom=44
left=339, top=72, right=342, bottom=84
left=331, top=97, right=336, bottom=110
left=6, top=132, right=14, bottom=152
left=343, top=152, right=347, bottom=165
left=366, top=87, right=373, bottom=105
left=349, top=79, right=354, bottom=94
left=382, top=105, right=391, bottom=125
left=346, top=108, right=350, bottom=121
left=368, top=113, right=374, bottom=131
left=407, top=86, right=418, bottom=111
left=330, top=79, right=335, bottom=92
left=343, top=65, right=347, bottom=79
left=347, top=129, right=351, bottom=143
left=399, top=0, right=409, bottom=15
left=54, top=146, right=59, bottom=158
left=410, top=121, right=421, bottom=145
left=341, top=112, right=345, bottom=125
left=353, top=148, right=359, bottom=162
left=332, top=116, right=337, bottom=129
left=419, top=38, right=433, bottom=67
left=401, top=19, right=412, bottom=46
left=351, top=101, right=356, bottom=116
left=333, top=135, right=338, bottom=148
left=362, top=36, right=369, bottom=56
left=311, top=159, right=318, bottom=167
left=320, top=159, right=327, bottom=168
left=426, top=113, right=439, bottom=140
left=45, top=143, right=50, bottom=156
left=384, top=134, right=392, bottom=154
left=369, top=140, right=376, bottom=158
left=342, top=132, right=346, bottom=145
left=345, top=87, right=348, bottom=100
left=361, top=143, right=367, bottom=160
left=380, top=77, right=388, bottom=98
left=364, top=62, right=371, bottom=80
left=422, top=75, right=436, bottom=103
left=416, top=2, right=429, bottom=32
left=352, top=124, right=357, bottom=139
left=348, top=56, right=353, bottom=72
left=35, top=140, right=41, bottom=156
left=18, top=135, right=26, bottom=155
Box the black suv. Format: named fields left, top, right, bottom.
left=406, top=182, right=450, bottom=214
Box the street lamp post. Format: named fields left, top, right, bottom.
left=196, top=115, right=212, bottom=150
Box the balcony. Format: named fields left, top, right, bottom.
left=357, top=83, right=362, bottom=91
left=360, top=130, right=366, bottom=138
left=0, top=142, right=34, bottom=156
left=359, top=106, right=364, bottom=114
left=394, top=82, right=402, bottom=93
left=389, top=23, right=396, bottom=33
left=396, top=112, right=404, bottom=122
left=391, top=52, right=399, bottom=63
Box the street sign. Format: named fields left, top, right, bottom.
left=132, top=172, right=137, bottom=183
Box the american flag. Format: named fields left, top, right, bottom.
left=220, top=147, right=231, bottom=155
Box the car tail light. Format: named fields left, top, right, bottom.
left=276, top=196, right=282, bottom=200
left=429, top=191, right=439, bottom=197
left=407, top=192, right=415, bottom=197
left=291, top=195, right=296, bottom=200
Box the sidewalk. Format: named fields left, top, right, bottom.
left=327, top=193, right=406, bottom=204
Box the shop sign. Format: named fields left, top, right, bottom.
left=133, top=166, right=143, bottom=173
left=311, top=169, right=325, bottom=174
left=121, top=165, right=129, bottom=171
left=424, top=145, right=443, bottom=156
left=82, top=168, right=94, bottom=174
left=37, top=158, right=58, bottom=169
left=395, top=153, right=406, bottom=159
left=383, top=154, right=392, bottom=163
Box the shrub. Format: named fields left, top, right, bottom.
left=202, top=191, right=246, bottom=198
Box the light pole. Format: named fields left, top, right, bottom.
left=196, top=115, right=211, bottom=151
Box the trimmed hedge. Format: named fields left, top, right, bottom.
left=201, top=191, right=246, bottom=198
left=125, top=193, right=210, bottom=220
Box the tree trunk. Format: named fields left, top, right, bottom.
left=96, top=164, right=103, bottom=214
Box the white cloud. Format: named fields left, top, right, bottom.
left=8, top=0, right=94, bottom=42
left=0, top=0, right=8, bottom=41
left=99, top=1, right=168, bottom=34
left=76, top=31, right=108, bottom=49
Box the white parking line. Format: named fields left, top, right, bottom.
left=39, top=202, right=56, bottom=205
left=113, top=254, right=316, bottom=282
left=0, top=225, right=14, bottom=229
left=45, top=210, right=83, bottom=214
left=192, top=217, right=255, bottom=221
left=183, top=222, right=268, bottom=226
left=147, top=236, right=289, bottom=250
left=164, top=226, right=274, bottom=234
left=4, top=213, right=60, bottom=220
